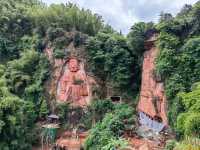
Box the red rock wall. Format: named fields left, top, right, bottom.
left=44, top=45, right=96, bottom=107
left=138, top=40, right=168, bottom=125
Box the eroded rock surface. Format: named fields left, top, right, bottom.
left=57, top=58, right=91, bottom=106
left=138, top=34, right=168, bottom=129
left=44, top=37, right=96, bottom=107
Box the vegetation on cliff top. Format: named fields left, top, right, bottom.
left=155, top=2, right=200, bottom=140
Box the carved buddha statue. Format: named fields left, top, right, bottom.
left=57, top=58, right=89, bottom=106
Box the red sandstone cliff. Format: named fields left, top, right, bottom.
left=138, top=34, right=168, bottom=126
left=44, top=33, right=97, bottom=107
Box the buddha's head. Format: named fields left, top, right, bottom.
left=68, top=58, right=79, bottom=72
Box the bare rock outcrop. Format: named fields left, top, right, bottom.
left=137, top=33, right=168, bottom=131
left=44, top=32, right=97, bottom=107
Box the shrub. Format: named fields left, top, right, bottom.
left=56, top=103, right=69, bottom=123
left=90, top=99, right=114, bottom=122
left=84, top=103, right=135, bottom=150
left=176, top=82, right=200, bottom=137
left=47, top=27, right=65, bottom=41
left=39, top=99, right=49, bottom=119
left=53, top=48, right=65, bottom=58
left=164, top=140, right=177, bottom=150
left=174, top=137, right=200, bottom=150
left=102, top=138, right=128, bottom=150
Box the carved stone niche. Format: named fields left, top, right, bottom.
left=56, top=57, right=92, bottom=107
left=110, top=96, right=121, bottom=103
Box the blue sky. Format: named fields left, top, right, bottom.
left=41, top=0, right=198, bottom=34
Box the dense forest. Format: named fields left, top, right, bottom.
left=0, top=0, right=200, bottom=150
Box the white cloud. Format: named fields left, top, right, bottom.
left=41, top=0, right=199, bottom=34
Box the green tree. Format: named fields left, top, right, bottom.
left=156, top=2, right=200, bottom=132
left=127, top=22, right=155, bottom=96
left=87, top=31, right=134, bottom=99
left=176, top=82, right=200, bottom=137
left=84, top=103, right=135, bottom=150
left=0, top=76, right=37, bottom=149
left=39, top=99, right=49, bottom=119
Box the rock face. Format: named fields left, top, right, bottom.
left=57, top=57, right=91, bottom=106
left=44, top=36, right=96, bottom=107
left=138, top=33, right=168, bottom=131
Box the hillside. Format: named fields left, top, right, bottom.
left=0, top=0, right=200, bottom=150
